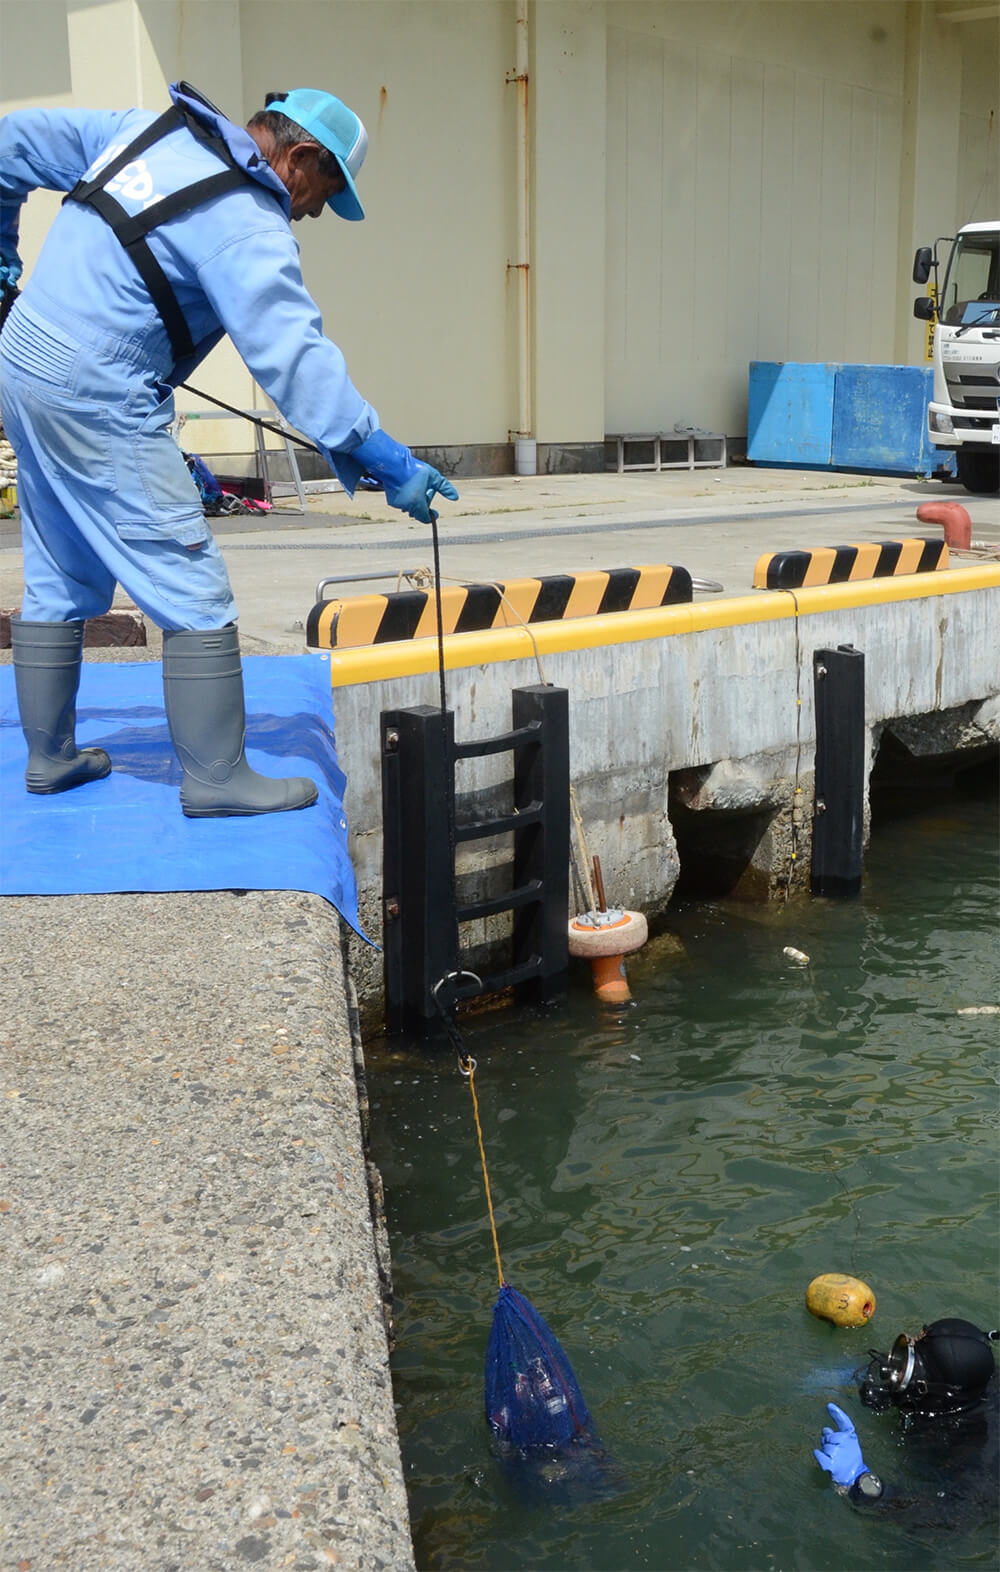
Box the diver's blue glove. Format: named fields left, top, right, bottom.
left=814, top=1402, right=868, bottom=1487
left=349, top=428, right=459, bottom=523
left=0, top=244, right=22, bottom=289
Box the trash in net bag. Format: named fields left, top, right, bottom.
left=484, top=1283, right=621, bottom=1498
left=485, top=1283, right=595, bottom=1450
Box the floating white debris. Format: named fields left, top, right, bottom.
left=957, top=1005, right=1000, bottom=1016
left=783, top=946, right=810, bottom=965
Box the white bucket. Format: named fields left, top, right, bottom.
left=514, top=437, right=537, bottom=476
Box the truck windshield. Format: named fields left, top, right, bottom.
left=941, top=232, right=1000, bottom=326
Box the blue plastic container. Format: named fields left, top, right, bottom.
left=830, top=363, right=936, bottom=473
left=747, top=361, right=838, bottom=466
left=747, top=361, right=954, bottom=476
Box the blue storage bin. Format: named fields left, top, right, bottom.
left=747, top=361, right=954, bottom=476
left=831, top=364, right=937, bottom=473
left=747, top=361, right=838, bottom=465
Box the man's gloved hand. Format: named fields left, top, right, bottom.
left=387, top=462, right=459, bottom=524
left=0, top=244, right=23, bottom=290
left=349, top=428, right=459, bottom=524
left=814, top=1402, right=868, bottom=1487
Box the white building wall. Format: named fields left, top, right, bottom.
left=604, top=1, right=909, bottom=437
left=236, top=0, right=516, bottom=448
left=957, top=15, right=1000, bottom=228
left=1, top=0, right=996, bottom=458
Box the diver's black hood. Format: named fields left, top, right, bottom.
left=860, top=1318, right=998, bottom=1417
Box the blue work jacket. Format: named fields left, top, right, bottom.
left=0, top=83, right=378, bottom=486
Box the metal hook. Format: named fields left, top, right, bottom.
left=431, top=970, right=483, bottom=1002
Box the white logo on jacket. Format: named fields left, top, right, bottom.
left=84, top=144, right=165, bottom=211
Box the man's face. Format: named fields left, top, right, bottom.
left=279, top=142, right=346, bottom=221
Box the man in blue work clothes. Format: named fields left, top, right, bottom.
left=0, top=82, right=458, bottom=816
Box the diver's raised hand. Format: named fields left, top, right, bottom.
left=814, top=1402, right=868, bottom=1487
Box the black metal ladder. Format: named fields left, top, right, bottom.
left=381, top=684, right=569, bottom=1034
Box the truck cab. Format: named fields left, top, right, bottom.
left=913, top=221, right=1000, bottom=494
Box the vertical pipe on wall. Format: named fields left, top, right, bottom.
left=509, top=0, right=536, bottom=475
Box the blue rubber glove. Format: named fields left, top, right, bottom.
left=814, top=1402, right=868, bottom=1487
left=0, top=245, right=22, bottom=290
left=349, top=428, right=459, bottom=523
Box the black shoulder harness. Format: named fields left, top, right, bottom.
left=63, top=91, right=259, bottom=362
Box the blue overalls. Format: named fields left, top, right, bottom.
left=0, top=83, right=379, bottom=629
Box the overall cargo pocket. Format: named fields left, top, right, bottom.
left=4, top=378, right=117, bottom=491
left=114, top=386, right=206, bottom=540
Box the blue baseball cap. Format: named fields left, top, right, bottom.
left=270, top=88, right=368, bottom=221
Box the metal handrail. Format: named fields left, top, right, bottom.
left=317, top=569, right=724, bottom=602
left=314, top=569, right=426, bottom=601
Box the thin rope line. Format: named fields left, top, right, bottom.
left=430, top=522, right=449, bottom=722
left=428, top=518, right=461, bottom=974
left=464, top=1058, right=505, bottom=1290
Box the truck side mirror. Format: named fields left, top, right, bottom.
left=912, top=247, right=933, bottom=284
left=913, top=296, right=936, bottom=322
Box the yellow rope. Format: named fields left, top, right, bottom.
left=462, top=1056, right=505, bottom=1289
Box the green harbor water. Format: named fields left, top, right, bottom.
left=367, top=774, right=999, bottom=1572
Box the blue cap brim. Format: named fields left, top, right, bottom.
left=328, top=158, right=364, bottom=221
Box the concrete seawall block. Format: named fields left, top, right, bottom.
left=0, top=890, right=414, bottom=1572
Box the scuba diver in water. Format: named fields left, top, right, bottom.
left=814, top=1318, right=998, bottom=1522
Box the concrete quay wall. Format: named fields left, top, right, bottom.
left=0, top=890, right=414, bottom=1572
left=334, top=570, right=1000, bottom=1027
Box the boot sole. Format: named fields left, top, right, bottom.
left=181, top=789, right=319, bottom=819
left=26, top=762, right=113, bottom=794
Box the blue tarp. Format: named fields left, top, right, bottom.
left=0, top=652, right=366, bottom=938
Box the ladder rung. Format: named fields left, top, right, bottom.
left=455, top=802, right=542, bottom=842
left=454, top=722, right=541, bottom=760
left=457, top=879, right=543, bottom=922
left=453, top=957, right=542, bottom=998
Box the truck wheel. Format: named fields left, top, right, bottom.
left=956, top=447, right=1000, bottom=494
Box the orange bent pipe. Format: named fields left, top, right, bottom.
left=916, top=501, right=972, bottom=550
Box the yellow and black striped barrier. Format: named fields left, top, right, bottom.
left=307, top=565, right=693, bottom=650
left=753, top=537, right=949, bottom=591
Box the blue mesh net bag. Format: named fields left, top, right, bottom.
left=485, top=1283, right=596, bottom=1451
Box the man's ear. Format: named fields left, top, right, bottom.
left=288, top=142, right=319, bottom=171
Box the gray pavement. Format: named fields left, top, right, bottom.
left=3, top=463, right=999, bottom=651
left=175, top=465, right=1000, bottom=649
left=1, top=462, right=998, bottom=1572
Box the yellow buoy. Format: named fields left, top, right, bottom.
left=806, top=1273, right=876, bottom=1328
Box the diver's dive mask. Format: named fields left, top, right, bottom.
left=859, top=1320, right=998, bottom=1415
left=859, top=1333, right=921, bottom=1409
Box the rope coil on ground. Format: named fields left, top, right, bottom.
left=0, top=421, right=16, bottom=486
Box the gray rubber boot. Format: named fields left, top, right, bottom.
left=161, top=625, right=318, bottom=818
left=11, top=617, right=112, bottom=794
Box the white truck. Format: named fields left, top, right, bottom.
left=913, top=221, right=1000, bottom=494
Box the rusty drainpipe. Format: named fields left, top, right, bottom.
left=508, top=0, right=535, bottom=475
